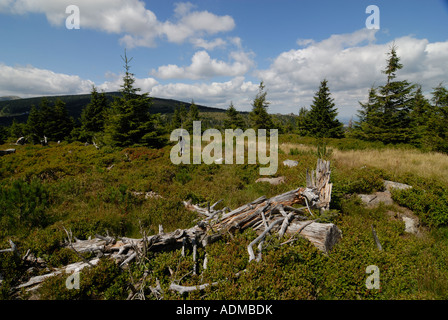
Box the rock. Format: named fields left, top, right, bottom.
left=283, top=160, right=298, bottom=167
left=358, top=180, right=413, bottom=208
left=0, top=149, right=16, bottom=156
left=402, top=216, right=419, bottom=234
left=256, top=176, right=286, bottom=185
left=384, top=180, right=412, bottom=192
left=358, top=191, right=394, bottom=207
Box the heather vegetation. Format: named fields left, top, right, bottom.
left=1, top=47, right=448, bottom=300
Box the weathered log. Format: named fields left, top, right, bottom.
left=16, top=258, right=101, bottom=291
left=278, top=212, right=295, bottom=239
left=169, top=282, right=219, bottom=294
left=0, top=149, right=16, bottom=156
left=306, top=158, right=332, bottom=211
left=285, top=220, right=342, bottom=253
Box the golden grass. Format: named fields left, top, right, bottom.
left=331, top=148, right=448, bottom=184
left=279, top=142, right=314, bottom=154
left=279, top=141, right=448, bottom=184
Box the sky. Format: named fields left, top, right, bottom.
left=0, top=0, right=447, bottom=119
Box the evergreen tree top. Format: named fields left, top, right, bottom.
left=382, top=44, right=403, bottom=83
left=305, top=79, right=344, bottom=138
left=252, top=81, right=270, bottom=109
left=120, top=49, right=143, bottom=101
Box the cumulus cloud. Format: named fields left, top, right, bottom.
left=0, top=63, right=94, bottom=97
left=152, top=50, right=255, bottom=80
left=150, top=76, right=259, bottom=110
left=256, top=29, right=448, bottom=117
left=0, top=0, right=235, bottom=48
left=191, top=37, right=227, bottom=50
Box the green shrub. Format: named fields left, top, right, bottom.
left=331, top=166, right=385, bottom=210
left=0, top=250, right=26, bottom=299
left=347, top=167, right=385, bottom=194
left=0, top=179, right=53, bottom=232
left=392, top=187, right=448, bottom=227
left=175, top=166, right=192, bottom=185
left=38, top=257, right=127, bottom=300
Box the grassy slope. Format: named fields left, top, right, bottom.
left=1, top=136, right=448, bottom=300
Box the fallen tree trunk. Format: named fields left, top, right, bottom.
left=16, top=258, right=101, bottom=291
left=285, top=220, right=342, bottom=253
left=0, top=149, right=16, bottom=156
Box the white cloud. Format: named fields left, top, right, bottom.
left=152, top=50, right=255, bottom=80
left=0, top=63, right=94, bottom=97
left=0, top=0, right=235, bottom=48
left=256, top=29, right=448, bottom=117
left=96, top=73, right=159, bottom=94
left=150, top=76, right=259, bottom=110
left=191, top=37, right=227, bottom=50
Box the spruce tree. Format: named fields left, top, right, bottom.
left=249, top=81, right=274, bottom=131
left=352, top=86, right=383, bottom=140
left=0, top=125, right=8, bottom=145
left=185, top=100, right=200, bottom=132
left=355, top=45, right=416, bottom=144
left=376, top=45, right=415, bottom=143
left=47, top=99, right=74, bottom=141
left=171, top=107, right=181, bottom=130
left=296, top=107, right=310, bottom=136
left=306, top=79, right=344, bottom=138
left=26, top=99, right=49, bottom=143
left=425, top=83, right=448, bottom=152
left=104, top=50, right=164, bottom=148
left=80, top=86, right=109, bottom=141
left=25, top=98, right=73, bottom=143
left=224, top=102, right=246, bottom=130
left=9, top=119, right=26, bottom=139
left=408, top=85, right=433, bottom=147
left=171, top=103, right=188, bottom=130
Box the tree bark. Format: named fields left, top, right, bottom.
left=285, top=220, right=342, bottom=253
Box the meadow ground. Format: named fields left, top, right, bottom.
left=1, top=135, right=448, bottom=300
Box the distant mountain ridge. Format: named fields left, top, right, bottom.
left=0, top=92, right=226, bottom=126
left=0, top=96, right=21, bottom=102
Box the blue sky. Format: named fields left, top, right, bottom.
left=1, top=0, right=447, bottom=118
